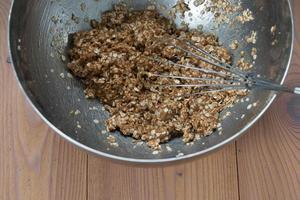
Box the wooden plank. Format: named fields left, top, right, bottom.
left=237, top=1, right=300, bottom=199
left=0, top=0, right=87, bottom=199
left=88, top=143, right=239, bottom=200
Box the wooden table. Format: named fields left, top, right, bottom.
left=1, top=0, right=300, bottom=199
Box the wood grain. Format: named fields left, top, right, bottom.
left=88, top=143, right=239, bottom=200
left=0, top=0, right=87, bottom=200
left=236, top=2, right=300, bottom=200
left=1, top=0, right=300, bottom=199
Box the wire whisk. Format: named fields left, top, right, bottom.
left=149, top=37, right=299, bottom=95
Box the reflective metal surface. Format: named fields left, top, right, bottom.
left=9, top=0, right=294, bottom=163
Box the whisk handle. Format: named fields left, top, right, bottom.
left=294, top=87, right=300, bottom=94
left=253, top=79, right=300, bottom=94
left=277, top=86, right=300, bottom=94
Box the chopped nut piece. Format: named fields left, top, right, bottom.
left=166, top=145, right=173, bottom=152
left=245, top=31, right=257, bottom=44
left=74, top=109, right=81, bottom=115
left=240, top=51, right=245, bottom=57
left=270, top=25, right=276, bottom=35
left=237, top=58, right=252, bottom=70
left=107, top=135, right=119, bottom=147
left=176, top=152, right=184, bottom=157
left=251, top=48, right=257, bottom=60
left=147, top=5, right=156, bottom=11
left=174, top=0, right=190, bottom=17
left=229, top=40, right=239, bottom=50
left=271, top=39, right=278, bottom=46
left=67, top=72, right=73, bottom=78
left=247, top=104, right=252, bottom=110
left=152, top=150, right=159, bottom=155
left=61, top=55, right=66, bottom=62
left=107, top=135, right=116, bottom=143
left=236, top=9, right=254, bottom=23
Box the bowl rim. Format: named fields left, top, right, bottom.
left=8, top=0, right=295, bottom=164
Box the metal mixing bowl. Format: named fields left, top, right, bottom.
left=9, top=0, right=293, bottom=163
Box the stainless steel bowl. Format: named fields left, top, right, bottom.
left=9, top=0, right=294, bottom=163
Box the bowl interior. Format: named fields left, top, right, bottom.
left=9, top=0, right=293, bottom=162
